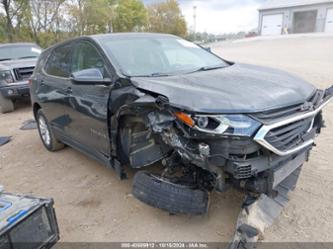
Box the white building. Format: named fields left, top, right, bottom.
left=258, top=0, right=333, bottom=35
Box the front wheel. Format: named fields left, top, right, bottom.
left=36, top=109, right=64, bottom=151
left=132, top=171, right=209, bottom=215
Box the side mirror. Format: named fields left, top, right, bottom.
left=204, top=47, right=212, bottom=52
left=70, top=68, right=112, bottom=85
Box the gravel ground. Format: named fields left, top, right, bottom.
left=0, top=34, right=332, bottom=243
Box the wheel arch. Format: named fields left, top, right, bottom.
left=109, top=92, right=171, bottom=169
left=33, top=102, right=42, bottom=119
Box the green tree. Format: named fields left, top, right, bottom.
left=0, top=0, right=190, bottom=47
left=0, top=0, right=28, bottom=42
left=84, top=0, right=113, bottom=34
left=25, top=0, right=66, bottom=47
left=0, top=14, right=6, bottom=42
left=67, top=0, right=116, bottom=35
left=147, top=0, right=187, bottom=37
left=113, top=0, right=147, bottom=32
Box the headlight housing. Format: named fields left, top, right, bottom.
left=175, top=112, right=261, bottom=137
left=0, top=70, right=14, bottom=84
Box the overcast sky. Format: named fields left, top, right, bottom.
left=144, top=0, right=266, bottom=34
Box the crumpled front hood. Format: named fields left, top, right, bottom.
left=131, top=63, right=316, bottom=114
left=0, top=58, right=37, bottom=70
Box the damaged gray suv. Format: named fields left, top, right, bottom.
left=30, top=33, right=333, bottom=215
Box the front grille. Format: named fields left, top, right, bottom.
left=14, top=66, right=34, bottom=81
left=254, top=90, right=329, bottom=156
left=253, top=90, right=324, bottom=123
left=264, top=117, right=313, bottom=151
left=235, top=164, right=252, bottom=179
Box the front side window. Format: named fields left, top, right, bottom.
left=0, top=44, right=41, bottom=61
left=45, top=43, right=72, bottom=78
left=71, top=42, right=105, bottom=76
left=99, top=36, right=228, bottom=77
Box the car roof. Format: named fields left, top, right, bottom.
left=90, top=32, right=178, bottom=41
left=42, top=33, right=180, bottom=53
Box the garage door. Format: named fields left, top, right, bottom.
left=325, top=8, right=333, bottom=32
left=261, top=14, right=283, bottom=35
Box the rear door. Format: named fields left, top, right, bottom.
left=37, top=42, right=73, bottom=135
left=66, top=40, right=112, bottom=157
left=261, top=14, right=283, bottom=35
left=325, top=8, right=333, bottom=33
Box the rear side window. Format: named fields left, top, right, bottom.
left=44, top=43, right=72, bottom=78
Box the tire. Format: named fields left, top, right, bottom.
left=36, top=109, right=64, bottom=151
left=0, top=94, right=14, bottom=113
left=132, top=171, right=209, bottom=215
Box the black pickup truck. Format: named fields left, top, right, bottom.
left=0, top=43, right=41, bottom=113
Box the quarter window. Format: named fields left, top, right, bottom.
left=45, top=43, right=72, bottom=78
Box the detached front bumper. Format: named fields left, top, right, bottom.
left=232, top=148, right=308, bottom=195
left=0, top=82, right=30, bottom=99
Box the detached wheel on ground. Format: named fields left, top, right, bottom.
left=0, top=94, right=14, bottom=113
left=36, top=109, right=64, bottom=151
left=132, top=171, right=209, bottom=215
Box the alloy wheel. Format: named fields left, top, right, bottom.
left=38, top=115, right=51, bottom=146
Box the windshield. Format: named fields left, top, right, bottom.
left=0, top=44, right=42, bottom=61
left=100, top=36, right=228, bottom=77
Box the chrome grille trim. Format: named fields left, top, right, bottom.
left=254, top=98, right=332, bottom=156
left=14, top=66, right=34, bottom=81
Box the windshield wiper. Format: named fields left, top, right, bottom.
left=150, top=72, right=170, bottom=77
left=18, top=56, right=38, bottom=59
left=192, top=65, right=226, bottom=73
left=133, top=72, right=170, bottom=77
left=0, top=58, right=12, bottom=62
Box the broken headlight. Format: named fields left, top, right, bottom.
left=176, top=112, right=261, bottom=137
left=0, top=70, right=14, bottom=84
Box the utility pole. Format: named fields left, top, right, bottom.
left=193, top=5, right=197, bottom=40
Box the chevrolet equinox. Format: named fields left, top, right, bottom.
left=30, top=33, right=333, bottom=214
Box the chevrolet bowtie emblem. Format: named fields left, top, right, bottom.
left=300, top=102, right=314, bottom=111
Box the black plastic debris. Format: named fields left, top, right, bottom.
left=228, top=167, right=303, bottom=249
left=20, top=119, right=37, bottom=130
left=237, top=224, right=259, bottom=238
left=0, top=136, right=11, bottom=146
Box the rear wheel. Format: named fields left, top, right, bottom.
left=0, top=94, right=14, bottom=113
left=36, top=109, right=64, bottom=151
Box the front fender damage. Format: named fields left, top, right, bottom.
left=147, top=110, right=228, bottom=192
left=141, top=107, right=302, bottom=248
left=111, top=89, right=307, bottom=248
left=113, top=96, right=172, bottom=170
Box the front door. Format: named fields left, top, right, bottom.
left=66, top=41, right=112, bottom=158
